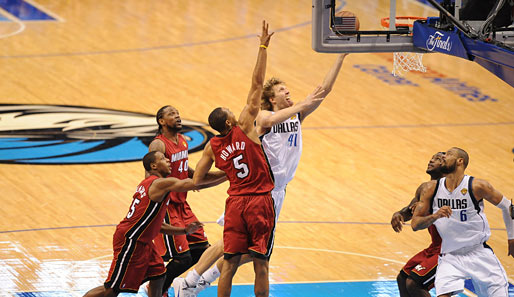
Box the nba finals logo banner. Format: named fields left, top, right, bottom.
left=0, top=104, right=213, bottom=164
left=412, top=21, right=468, bottom=59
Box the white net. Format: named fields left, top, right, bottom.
left=392, top=52, right=426, bottom=76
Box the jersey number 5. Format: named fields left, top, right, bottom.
left=233, top=154, right=249, bottom=179
left=127, top=198, right=141, bottom=219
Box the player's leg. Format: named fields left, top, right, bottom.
left=144, top=242, right=168, bottom=297
left=253, top=257, right=270, bottom=297
left=161, top=204, right=195, bottom=294
left=192, top=239, right=224, bottom=274
left=405, top=277, right=431, bottom=297
left=172, top=240, right=224, bottom=296
left=189, top=242, right=210, bottom=265
left=217, top=255, right=242, bottom=297
left=161, top=253, right=192, bottom=295
left=407, top=250, right=438, bottom=297
left=83, top=286, right=118, bottom=297
left=218, top=196, right=251, bottom=297
left=434, top=254, right=466, bottom=297
left=147, top=276, right=165, bottom=297
left=467, top=246, right=509, bottom=297
left=396, top=272, right=410, bottom=297
left=246, top=194, right=275, bottom=297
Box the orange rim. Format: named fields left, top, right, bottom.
left=381, top=16, right=426, bottom=28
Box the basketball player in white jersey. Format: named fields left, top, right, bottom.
left=171, top=53, right=349, bottom=297
left=411, top=147, right=514, bottom=297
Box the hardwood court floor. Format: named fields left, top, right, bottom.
left=0, top=0, right=513, bottom=296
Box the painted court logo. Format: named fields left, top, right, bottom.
left=0, top=104, right=213, bottom=164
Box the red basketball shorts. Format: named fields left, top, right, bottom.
left=104, top=231, right=166, bottom=293
left=223, top=193, right=275, bottom=259
left=401, top=247, right=440, bottom=290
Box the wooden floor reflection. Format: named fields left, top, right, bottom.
left=1, top=0, right=512, bottom=295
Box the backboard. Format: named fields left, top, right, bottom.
left=312, top=0, right=429, bottom=53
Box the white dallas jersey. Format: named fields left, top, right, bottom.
left=431, top=175, right=491, bottom=253
left=260, top=112, right=302, bottom=189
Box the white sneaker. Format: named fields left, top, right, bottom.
left=172, top=277, right=196, bottom=297
left=193, top=277, right=211, bottom=295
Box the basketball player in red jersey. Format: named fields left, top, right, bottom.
left=391, top=152, right=445, bottom=297
left=83, top=151, right=205, bottom=297
left=193, top=21, right=275, bottom=297
left=148, top=106, right=226, bottom=295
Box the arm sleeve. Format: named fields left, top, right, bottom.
left=497, top=196, right=514, bottom=239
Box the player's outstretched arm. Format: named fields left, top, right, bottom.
left=473, top=178, right=514, bottom=257
left=411, top=181, right=451, bottom=231
left=256, top=86, right=325, bottom=132
left=148, top=177, right=196, bottom=202
left=196, top=170, right=227, bottom=189
left=300, top=53, right=348, bottom=120
left=239, top=20, right=274, bottom=135
left=193, top=142, right=216, bottom=186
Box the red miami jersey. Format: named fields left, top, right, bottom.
left=210, top=126, right=274, bottom=196
left=116, top=175, right=169, bottom=243
left=155, top=134, right=189, bottom=204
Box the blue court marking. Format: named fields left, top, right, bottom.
left=0, top=139, right=62, bottom=149
left=0, top=0, right=55, bottom=21
left=0, top=140, right=104, bottom=160
left=16, top=137, right=148, bottom=164
left=186, top=281, right=511, bottom=297
left=14, top=280, right=514, bottom=296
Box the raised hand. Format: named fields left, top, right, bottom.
left=259, top=20, right=274, bottom=47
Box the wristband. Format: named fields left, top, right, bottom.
left=260, top=44, right=267, bottom=49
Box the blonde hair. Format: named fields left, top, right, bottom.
left=261, top=77, right=284, bottom=111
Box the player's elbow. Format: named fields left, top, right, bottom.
left=192, top=174, right=203, bottom=186
left=410, top=220, right=421, bottom=231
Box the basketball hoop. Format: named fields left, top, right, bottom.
left=381, top=16, right=427, bottom=76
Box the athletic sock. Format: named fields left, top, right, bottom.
left=185, top=269, right=201, bottom=286
left=201, top=263, right=221, bottom=284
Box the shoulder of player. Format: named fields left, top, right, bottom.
left=255, top=110, right=273, bottom=125
left=419, top=180, right=438, bottom=199
left=148, top=138, right=166, bottom=153
left=470, top=177, right=492, bottom=195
